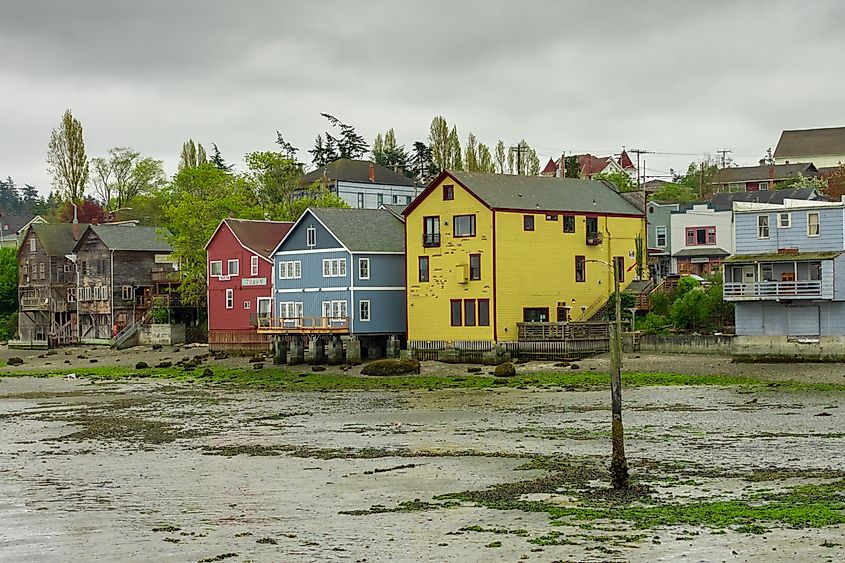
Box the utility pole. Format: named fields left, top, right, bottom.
left=717, top=148, right=732, bottom=169
left=627, top=148, right=653, bottom=189
left=510, top=142, right=528, bottom=175
left=610, top=258, right=628, bottom=489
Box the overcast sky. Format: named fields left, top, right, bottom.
left=2, top=0, right=843, bottom=195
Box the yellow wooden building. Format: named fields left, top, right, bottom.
left=403, top=170, right=646, bottom=345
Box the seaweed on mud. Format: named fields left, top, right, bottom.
left=202, top=445, right=288, bottom=457
left=198, top=554, right=238, bottom=563
left=339, top=499, right=461, bottom=516
left=47, top=414, right=177, bottom=445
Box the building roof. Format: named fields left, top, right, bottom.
left=310, top=207, right=405, bottom=252
left=24, top=223, right=89, bottom=256
left=81, top=224, right=172, bottom=252
left=412, top=170, right=643, bottom=216
left=577, top=154, right=616, bottom=177
left=301, top=159, right=415, bottom=187
left=619, top=150, right=636, bottom=171
left=708, top=188, right=822, bottom=212
left=540, top=158, right=558, bottom=175
left=0, top=212, right=38, bottom=234
left=712, top=163, right=818, bottom=185
left=674, top=247, right=730, bottom=258
left=222, top=219, right=293, bottom=260
left=726, top=251, right=843, bottom=263
left=379, top=203, right=407, bottom=219
left=774, top=126, right=845, bottom=160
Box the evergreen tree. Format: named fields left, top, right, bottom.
left=371, top=128, right=408, bottom=173
left=310, top=134, right=337, bottom=167
left=275, top=131, right=300, bottom=161
left=209, top=143, right=233, bottom=172
left=320, top=113, right=367, bottom=160
left=409, top=141, right=435, bottom=184
left=0, top=177, right=20, bottom=212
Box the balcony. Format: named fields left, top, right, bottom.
left=586, top=232, right=603, bottom=246
left=256, top=316, right=350, bottom=335
left=152, top=269, right=180, bottom=283
left=20, top=294, right=48, bottom=311
left=723, top=281, right=823, bottom=300
left=423, top=233, right=441, bottom=248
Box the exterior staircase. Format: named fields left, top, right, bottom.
left=111, top=311, right=152, bottom=350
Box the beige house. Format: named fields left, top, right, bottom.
left=774, top=126, right=845, bottom=168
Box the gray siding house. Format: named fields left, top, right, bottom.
left=724, top=199, right=845, bottom=338
left=301, top=159, right=421, bottom=209
left=269, top=207, right=406, bottom=358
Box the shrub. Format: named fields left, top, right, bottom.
left=670, top=288, right=710, bottom=332
left=649, top=291, right=671, bottom=317
left=493, top=362, right=516, bottom=377
left=360, top=359, right=421, bottom=376
left=637, top=312, right=671, bottom=334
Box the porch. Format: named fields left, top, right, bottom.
left=256, top=316, right=350, bottom=335
left=723, top=251, right=838, bottom=301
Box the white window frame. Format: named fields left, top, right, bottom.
left=757, top=215, right=770, bottom=239
left=279, top=301, right=303, bottom=327
left=357, top=193, right=365, bottom=208
left=359, top=299, right=370, bottom=322
left=227, top=259, right=239, bottom=276
left=243, top=300, right=251, bottom=310
left=322, top=258, right=347, bottom=278
left=359, top=258, right=370, bottom=280
left=210, top=260, right=223, bottom=276
left=257, top=297, right=272, bottom=319
left=777, top=212, right=791, bottom=229
left=278, top=260, right=301, bottom=279
left=29, top=238, right=36, bottom=252
left=93, top=286, right=101, bottom=301
left=807, top=212, right=820, bottom=237
left=322, top=300, right=348, bottom=319
left=250, top=255, right=259, bottom=276
left=67, top=287, right=76, bottom=303
left=122, top=285, right=133, bottom=300
left=306, top=227, right=316, bottom=247
left=84, top=286, right=92, bottom=301
left=655, top=226, right=667, bottom=247
left=225, top=288, right=234, bottom=309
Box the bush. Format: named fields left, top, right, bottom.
left=493, top=362, right=516, bottom=377
left=360, top=359, right=421, bottom=376
left=649, top=291, right=671, bottom=317
left=637, top=312, right=671, bottom=335
left=670, top=288, right=711, bottom=332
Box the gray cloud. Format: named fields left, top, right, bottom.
left=1, top=0, right=844, bottom=192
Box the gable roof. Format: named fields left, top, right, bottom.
left=405, top=170, right=644, bottom=216
left=708, top=188, right=823, bottom=212
left=306, top=208, right=405, bottom=252
left=77, top=224, right=172, bottom=252
left=577, top=154, right=616, bottom=177
left=619, top=150, right=636, bottom=171
left=540, top=158, right=558, bottom=175
left=0, top=212, right=38, bottom=234
left=712, top=163, right=818, bottom=184
left=379, top=203, right=407, bottom=220
left=23, top=223, right=89, bottom=256
left=210, top=219, right=293, bottom=260
left=774, top=126, right=845, bottom=160
left=301, top=159, right=415, bottom=187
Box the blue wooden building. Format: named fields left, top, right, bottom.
left=724, top=199, right=845, bottom=338
left=266, top=207, right=406, bottom=360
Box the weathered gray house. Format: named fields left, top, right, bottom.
left=16, top=223, right=87, bottom=347
left=73, top=224, right=176, bottom=343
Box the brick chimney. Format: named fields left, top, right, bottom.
left=368, top=163, right=375, bottom=183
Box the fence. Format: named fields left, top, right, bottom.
left=208, top=330, right=272, bottom=352
left=635, top=334, right=734, bottom=355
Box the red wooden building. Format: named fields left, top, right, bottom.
left=205, top=219, right=293, bottom=352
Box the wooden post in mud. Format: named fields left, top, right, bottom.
left=610, top=260, right=629, bottom=489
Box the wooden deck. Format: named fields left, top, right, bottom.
left=255, top=316, right=350, bottom=335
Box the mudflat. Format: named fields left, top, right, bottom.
left=1, top=363, right=844, bottom=562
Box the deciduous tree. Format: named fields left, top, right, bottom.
left=594, top=170, right=637, bottom=192
left=429, top=116, right=451, bottom=172
left=47, top=109, right=89, bottom=201
left=178, top=140, right=208, bottom=170
left=90, top=147, right=166, bottom=210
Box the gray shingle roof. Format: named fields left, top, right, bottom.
left=444, top=171, right=644, bottom=215
left=0, top=212, right=37, bottom=234
left=708, top=188, right=822, bottom=212
left=87, top=225, right=172, bottom=252
left=310, top=207, right=404, bottom=253
left=774, top=127, right=845, bottom=159
left=727, top=251, right=843, bottom=263
left=674, top=247, right=730, bottom=258
left=712, top=163, right=817, bottom=184
left=302, top=159, right=415, bottom=187
left=26, top=223, right=88, bottom=256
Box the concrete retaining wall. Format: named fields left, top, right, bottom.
left=732, top=335, right=845, bottom=362
left=139, top=324, right=185, bottom=346
left=636, top=334, right=734, bottom=355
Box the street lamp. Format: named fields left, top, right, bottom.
left=586, top=258, right=629, bottom=489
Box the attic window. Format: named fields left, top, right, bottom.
left=443, top=185, right=454, bottom=201
left=306, top=227, right=316, bottom=247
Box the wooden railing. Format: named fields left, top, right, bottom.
left=517, top=321, right=610, bottom=342
left=152, top=269, right=180, bottom=283
left=723, top=281, right=823, bottom=300
left=256, top=316, right=350, bottom=334
left=20, top=293, right=47, bottom=310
